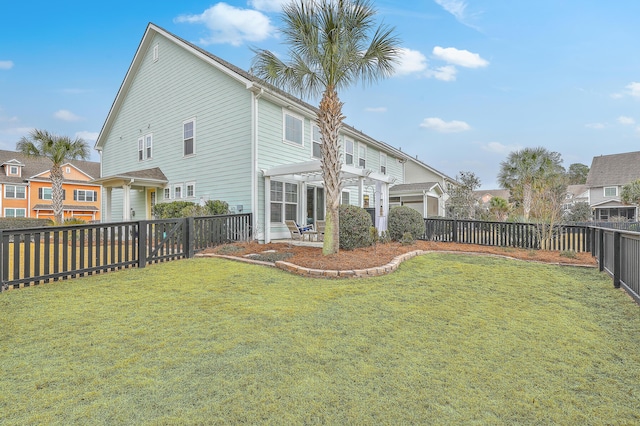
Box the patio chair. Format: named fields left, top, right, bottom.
left=285, top=220, right=314, bottom=240
left=315, top=220, right=326, bottom=241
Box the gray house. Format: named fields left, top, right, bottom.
left=94, top=23, right=449, bottom=242
left=585, top=151, right=640, bottom=221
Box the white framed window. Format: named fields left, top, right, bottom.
left=312, top=125, right=322, bottom=158
left=9, top=166, right=18, bottom=175
left=604, top=186, right=617, bottom=197
left=380, top=153, right=387, bottom=174
left=183, top=118, right=195, bottom=156
left=145, top=134, right=153, bottom=159
left=174, top=184, right=183, bottom=199
left=283, top=111, right=303, bottom=145
left=270, top=181, right=298, bottom=223
left=65, top=167, right=71, bottom=174
left=39, top=187, right=52, bottom=200
left=186, top=182, right=195, bottom=198
left=5, top=185, right=26, bottom=199
left=74, top=190, right=97, bottom=202
left=164, top=187, right=171, bottom=200
left=5, top=208, right=26, bottom=218
left=138, top=137, right=144, bottom=161
left=358, top=144, right=366, bottom=168
left=341, top=191, right=350, bottom=205
left=153, top=44, right=159, bottom=62
left=344, top=138, right=354, bottom=165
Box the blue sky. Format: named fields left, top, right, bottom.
left=2, top=0, right=640, bottom=189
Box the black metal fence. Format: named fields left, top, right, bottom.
left=592, top=227, right=640, bottom=304
left=422, top=218, right=590, bottom=252
left=0, top=213, right=252, bottom=291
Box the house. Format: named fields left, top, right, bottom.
left=585, top=151, right=640, bottom=221
left=94, top=23, right=450, bottom=242
left=473, top=189, right=510, bottom=208
left=0, top=150, right=101, bottom=221
left=562, top=184, right=590, bottom=213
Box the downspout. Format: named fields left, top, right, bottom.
left=251, top=87, right=264, bottom=241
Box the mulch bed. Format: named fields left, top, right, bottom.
left=203, top=240, right=597, bottom=270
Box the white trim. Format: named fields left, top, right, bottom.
left=153, top=43, right=159, bottom=62
left=4, top=184, right=26, bottom=199
left=344, top=137, right=354, bottom=166
left=4, top=207, right=26, bottom=218
left=185, top=181, right=196, bottom=198
left=603, top=186, right=618, bottom=197
left=311, top=124, right=322, bottom=159
left=380, top=152, right=387, bottom=174
left=183, top=117, right=196, bottom=157
left=173, top=183, right=183, bottom=199
left=358, top=143, right=366, bottom=169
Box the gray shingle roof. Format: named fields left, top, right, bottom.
left=586, top=151, right=640, bottom=187
left=390, top=182, right=440, bottom=193
left=0, top=149, right=100, bottom=184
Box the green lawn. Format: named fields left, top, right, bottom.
left=2, top=254, right=639, bottom=424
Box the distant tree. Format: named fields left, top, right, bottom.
left=567, top=163, right=589, bottom=185
left=497, top=147, right=565, bottom=220
left=621, top=179, right=640, bottom=206
left=17, top=129, right=89, bottom=224
left=565, top=202, right=592, bottom=222
left=529, top=173, right=567, bottom=249
left=489, top=196, right=510, bottom=222
left=251, top=0, right=400, bottom=255
left=447, top=171, right=481, bottom=219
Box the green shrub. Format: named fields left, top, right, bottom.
left=62, top=218, right=86, bottom=226
left=0, top=218, right=53, bottom=230
left=339, top=205, right=373, bottom=250
left=400, top=231, right=414, bottom=246
left=388, top=206, right=425, bottom=241
left=204, top=200, right=230, bottom=215
left=153, top=200, right=230, bottom=218
left=153, top=201, right=195, bottom=219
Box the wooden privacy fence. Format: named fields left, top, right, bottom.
left=592, top=227, right=640, bottom=304
left=422, top=218, right=590, bottom=252
left=0, top=213, right=252, bottom=291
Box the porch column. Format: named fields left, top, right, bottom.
left=123, top=183, right=131, bottom=221
left=300, top=181, right=307, bottom=224
left=264, top=176, right=271, bottom=243
left=358, top=176, right=364, bottom=208
left=105, top=187, right=112, bottom=223
left=423, top=190, right=428, bottom=218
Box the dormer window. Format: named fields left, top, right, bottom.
left=9, top=166, right=19, bottom=176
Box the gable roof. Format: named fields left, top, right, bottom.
left=94, top=23, right=436, bottom=172
left=390, top=182, right=444, bottom=195
left=0, top=150, right=100, bottom=184
left=586, top=151, right=640, bottom=187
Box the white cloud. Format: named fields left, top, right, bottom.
left=247, top=0, right=289, bottom=12
left=394, top=48, right=428, bottom=75
left=54, top=109, right=82, bottom=122
left=0, top=60, right=14, bottom=70
left=432, top=46, right=488, bottom=68
left=433, top=0, right=481, bottom=30
left=420, top=117, right=470, bottom=133
left=481, top=142, right=522, bottom=154
left=75, top=131, right=99, bottom=142
left=618, top=116, right=635, bottom=125
left=626, top=82, right=640, bottom=98
left=175, top=3, right=275, bottom=46
left=426, top=65, right=457, bottom=82
left=585, top=122, right=606, bottom=129
left=365, top=107, right=387, bottom=113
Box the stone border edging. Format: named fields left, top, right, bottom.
left=196, top=250, right=596, bottom=279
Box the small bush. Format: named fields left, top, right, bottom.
left=62, top=218, right=86, bottom=226
left=388, top=206, right=425, bottom=241
left=153, top=200, right=230, bottom=218
left=339, top=205, right=373, bottom=250
left=153, top=201, right=195, bottom=219
left=560, top=250, right=577, bottom=259
left=400, top=231, right=414, bottom=246
left=205, top=200, right=230, bottom=215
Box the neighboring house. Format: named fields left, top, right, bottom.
left=94, top=23, right=449, bottom=242
left=585, top=151, right=640, bottom=221
left=388, top=157, right=454, bottom=218
left=474, top=189, right=511, bottom=208
left=0, top=150, right=101, bottom=221
left=563, top=184, right=590, bottom=213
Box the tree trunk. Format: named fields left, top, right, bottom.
left=318, top=86, right=345, bottom=255
left=522, top=183, right=532, bottom=221
left=51, top=165, right=64, bottom=224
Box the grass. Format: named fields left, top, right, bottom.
left=2, top=254, right=639, bottom=424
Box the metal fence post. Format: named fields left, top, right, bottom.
left=137, top=220, right=147, bottom=269
left=598, top=229, right=605, bottom=272
left=452, top=219, right=458, bottom=243
left=613, top=231, right=621, bottom=288
left=186, top=217, right=195, bottom=258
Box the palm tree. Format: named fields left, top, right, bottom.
left=251, top=0, right=400, bottom=254
left=497, top=147, right=564, bottom=221
left=17, top=129, right=90, bottom=224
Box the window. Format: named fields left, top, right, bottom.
left=138, top=137, right=144, bottom=161
left=312, top=125, right=322, bottom=158
left=74, top=190, right=97, bottom=202
left=39, top=187, right=52, bottom=200
left=380, top=153, right=387, bottom=174
left=341, top=191, right=350, bottom=205
left=270, top=181, right=298, bottom=223
left=184, top=118, right=195, bottom=156
left=186, top=182, right=195, bottom=198
left=604, top=186, right=617, bottom=197
left=145, top=134, right=153, bottom=159
left=284, top=112, right=303, bottom=145
left=65, top=167, right=71, bottom=174
left=174, top=184, right=183, bottom=199
left=358, top=144, right=366, bottom=168
left=5, top=185, right=26, bottom=199
left=164, top=187, right=171, bottom=200
left=344, top=138, right=354, bottom=165
left=153, top=44, right=159, bottom=62
left=9, top=166, right=18, bottom=175
left=5, top=208, right=26, bottom=218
